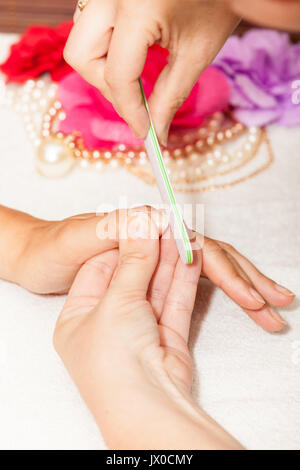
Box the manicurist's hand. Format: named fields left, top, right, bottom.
left=225, top=0, right=300, bottom=32
left=54, top=212, right=243, bottom=450
left=0, top=205, right=294, bottom=332
left=64, top=0, right=239, bottom=145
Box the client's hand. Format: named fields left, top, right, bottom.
left=2, top=205, right=294, bottom=332
left=54, top=212, right=243, bottom=449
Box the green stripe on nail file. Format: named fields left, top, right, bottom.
left=139, top=79, right=193, bottom=265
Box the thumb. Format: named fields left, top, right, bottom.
left=149, top=51, right=204, bottom=146
left=109, top=212, right=160, bottom=299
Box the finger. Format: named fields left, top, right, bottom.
left=218, top=241, right=295, bottom=307
left=104, top=8, right=152, bottom=138
left=148, top=228, right=179, bottom=320
left=242, top=305, right=286, bottom=333
left=227, top=0, right=300, bottom=32
left=148, top=47, right=206, bottom=145
left=64, top=0, right=116, bottom=101
left=109, top=212, right=159, bottom=298
left=62, top=249, right=119, bottom=320
left=57, top=207, right=165, bottom=267
left=202, top=238, right=268, bottom=311
left=159, top=248, right=202, bottom=344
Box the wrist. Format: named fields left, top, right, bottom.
left=0, top=207, right=45, bottom=286
left=91, top=350, right=242, bottom=449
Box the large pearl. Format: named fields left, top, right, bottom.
left=36, top=138, right=75, bottom=177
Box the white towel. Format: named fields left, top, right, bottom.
left=0, top=34, right=299, bottom=450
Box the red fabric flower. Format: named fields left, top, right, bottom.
left=0, top=21, right=73, bottom=83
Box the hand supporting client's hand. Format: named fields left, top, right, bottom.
left=1, top=205, right=293, bottom=331
left=54, top=211, right=243, bottom=450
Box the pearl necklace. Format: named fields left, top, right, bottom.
left=1, top=76, right=273, bottom=190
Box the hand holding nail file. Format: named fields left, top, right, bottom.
left=139, top=79, right=193, bottom=265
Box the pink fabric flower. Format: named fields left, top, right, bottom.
left=58, top=45, right=229, bottom=148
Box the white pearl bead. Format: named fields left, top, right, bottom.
left=36, top=138, right=74, bottom=177
left=173, top=149, right=182, bottom=157
left=110, top=160, right=118, bottom=168
left=39, top=99, right=47, bottom=108
left=25, top=80, right=35, bottom=89
left=95, top=161, right=103, bottom=171
left=80, top=159, right=89, bottom=169
left=33, top=90, right=41, bottom=99
left=29, top=131, right=37, bottom=140
left=93, top=151, right=101, bottom=159
left=48, top=88, right=56, bottom=99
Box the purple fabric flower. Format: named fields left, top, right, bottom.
left=214, top=29, right=300, bottom=126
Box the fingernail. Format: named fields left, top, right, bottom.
left=160, top=124, right=170, bottom=147
left=274, top=283, right=295, bottom=297
left=249, top=287, right=265, bottom=304
left=127, top=214, right=151, bottom=240
left=268, top=308, right=286, bottom=325
left=134, top=110, right=150, bottom=140
left=151, top=209, right=169, bottom=235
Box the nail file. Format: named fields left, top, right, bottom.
left=139, top=79, right=193, bottom=265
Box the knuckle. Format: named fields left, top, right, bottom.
left=219, top=271, right=240, bottom=292
left=204, top=237, right=223, bottom=255
left=63, top=44, right=75, bottom=66
left=63, top=42, right=84, bottom=71
left=149, top=286, right=165, bottom=302
left=104, top=66, right=119, bottom=90
left=120, top=250, right=152, bottom=266
left=169, top=95, right=188, bottom=113
left=85, top=259, right=112, bottom=278
left=218, top=240, right=234, bottom=252
left=164, top=297, right=188, bottom=314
